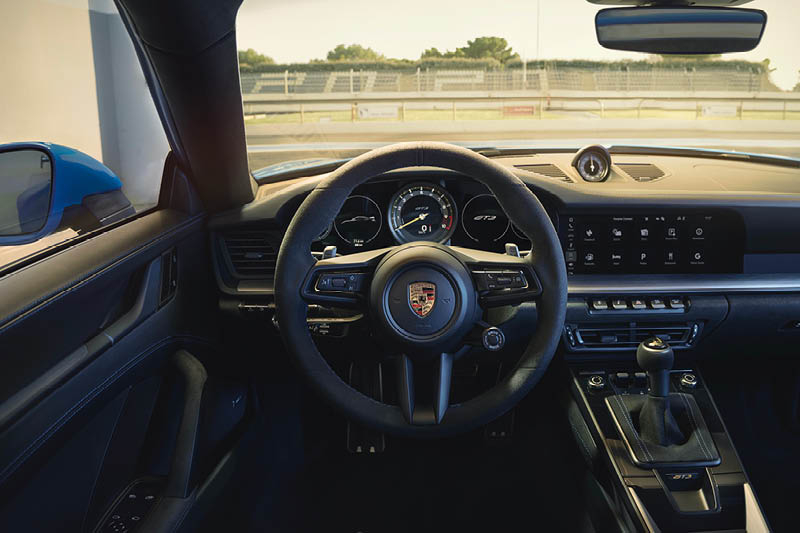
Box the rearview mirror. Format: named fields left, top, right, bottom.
left=595, top=7, right=767, bottom=54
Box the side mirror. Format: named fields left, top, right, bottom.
left=595, top=7, right=767, bottom=55
left=0, top=143, right=132, bottom=246
left=0, top=148, right=53, bottom=243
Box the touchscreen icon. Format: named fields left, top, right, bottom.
left=640, top=228, right=649, bottom=238
left=667, top=227, right=677, bottom=238
left=612, top=228, right=622, bottom=238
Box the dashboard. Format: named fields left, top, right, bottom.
left=210, top=148, right=800, bottom=299
left=311, top=175, right=748, bottom=279
left=209, top=147, right=800, bottom=355
left=312, top=173, right=532, bottom=254
left=559, top=212, right=744, bottom=275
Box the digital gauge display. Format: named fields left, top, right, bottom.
left=334, top=195, right=382, bottom=247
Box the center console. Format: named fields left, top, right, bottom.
left=567, top=338, right=770, bottom=532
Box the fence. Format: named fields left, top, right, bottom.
left=241, top=90, right=800, bottom=124
left=240, top=67, right=776, bottom=95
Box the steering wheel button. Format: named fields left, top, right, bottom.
left=331, top=278, right=347, bottom=288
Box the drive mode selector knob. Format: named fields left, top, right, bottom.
left=481, top=327, right=505, bottom=351
left=680, top=373, right=698, bottom=389
left=587, top=375, right=606, bottom=392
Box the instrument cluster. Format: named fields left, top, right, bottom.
left=313, top=176, right=532, bottom=253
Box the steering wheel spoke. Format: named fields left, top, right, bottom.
left=300, top=247, right=392, bottom=307
left=449, top=246, right=542, bottom=308
left=397, top=353, right=454, bottom=425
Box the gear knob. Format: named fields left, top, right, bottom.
left=637, top=337, right=673, bottom=397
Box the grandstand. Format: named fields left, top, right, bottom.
left=240, top=67, right=775, bottom=95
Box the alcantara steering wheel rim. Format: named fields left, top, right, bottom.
left=274, top=141, right=567, bottom=437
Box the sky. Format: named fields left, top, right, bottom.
left=237, top=0, right=800, bottom=90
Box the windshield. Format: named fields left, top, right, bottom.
left=237, top=0, right=800, bottom=179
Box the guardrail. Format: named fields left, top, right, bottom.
left=241, top=91, right=800, bottom=122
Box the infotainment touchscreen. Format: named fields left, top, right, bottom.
left=558, top=213, right=743, bottom=275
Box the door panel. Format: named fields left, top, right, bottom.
left=0, top=206, right=234, bottom=532
left=0, top=210, right=202, bottom=406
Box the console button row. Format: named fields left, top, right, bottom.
left=591, top=296, right=687, bottom=311
left=610, top=371, right=648, bottom=390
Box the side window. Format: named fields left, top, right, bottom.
left=0, top=1, right=169, bottom=268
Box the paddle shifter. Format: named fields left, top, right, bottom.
left=637, top=337, right=673, bottom=398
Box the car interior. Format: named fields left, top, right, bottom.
left=1, top=0, right=799, bottom=532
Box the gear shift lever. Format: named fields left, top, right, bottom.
left=637, top=337, right=673, bottom=397
left=606, top=336, right=720, bottom=466
left=635, top=337, right=681, bottom=446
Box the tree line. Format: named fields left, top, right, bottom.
left=238, top=37, right=773, bottom=75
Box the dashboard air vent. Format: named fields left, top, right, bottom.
left=222, top=230, right=277, bottom=278
left=565, top=321, right=700, bottom=351
left=515, top=164, right=573, bottom=183
left=617, top=163, right=665, bottom=182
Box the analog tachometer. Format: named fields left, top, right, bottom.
left=388, top=183, right=456, bottom=244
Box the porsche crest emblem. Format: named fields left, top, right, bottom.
left=408, top=281, right=436, bottom=318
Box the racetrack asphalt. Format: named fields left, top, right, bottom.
left=245, top=118, right=800, bottom=169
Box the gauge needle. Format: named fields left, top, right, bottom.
left=396, top=212, right=428, bottom=230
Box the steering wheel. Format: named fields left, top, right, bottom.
left=275, top=142, right=567, bottom=437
